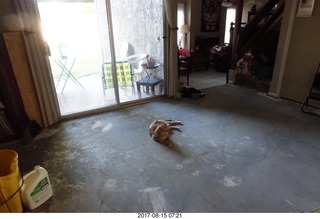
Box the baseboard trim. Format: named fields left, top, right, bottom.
left=268, top=92, right=278, bottom=98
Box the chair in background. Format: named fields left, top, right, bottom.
left=53, top=42, right=84, bottom=94
left=178, top=49, right=192, bottom=86
left=301, top=62, right=320, bottom=115
left=124, top=54, right=147, bottom=81
left=102, top=61, right=133, bottom=90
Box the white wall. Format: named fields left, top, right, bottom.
left=189, top=0, right=225, bottom=50
left=278, top=0, right=320, bottom=102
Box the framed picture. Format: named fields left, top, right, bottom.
left=297, top=0, right=315, bottom=17
left=201, top=0, right=221, bottom=32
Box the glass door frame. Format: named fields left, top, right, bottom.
left=97, top=0, right=167, bottom=109
left=39, top=0, right=166, bottom=120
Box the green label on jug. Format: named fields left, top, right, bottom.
left=31, top=177, right=49, bottom=197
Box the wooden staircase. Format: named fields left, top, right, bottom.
left=229, top=0, right=285, bottom=92
left=237, top=0, right=284, bottom=60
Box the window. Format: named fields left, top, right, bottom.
left=177, top=3, right=185, bottom=48
left=224, top=8, right=236, bottom=44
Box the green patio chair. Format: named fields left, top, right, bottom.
left=102, top=61, right=133, bottom=89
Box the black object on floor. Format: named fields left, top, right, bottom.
left=180, top=86, right=205, bottom=99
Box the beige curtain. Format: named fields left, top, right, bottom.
left=164, top=0, right=178, bottom=97
left=14, top=0, right=59, bottom=127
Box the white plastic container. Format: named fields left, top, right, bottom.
left=20, top=165, right=53, bottom=210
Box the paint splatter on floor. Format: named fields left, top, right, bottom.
left=223, top=175, right=242, bottom=187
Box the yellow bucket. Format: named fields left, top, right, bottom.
left=0, top=150, right=23, bottom=212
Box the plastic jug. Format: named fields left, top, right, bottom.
left=20, top=166, right=53, bottom=210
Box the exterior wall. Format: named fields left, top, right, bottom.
left=110, top=0, right=164, bottom=63
left=96, top=0, right=163, bottom=64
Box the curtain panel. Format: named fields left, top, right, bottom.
left=13, top=0, right=59, bottom=127
left=164, top=0, right=178, bottom=97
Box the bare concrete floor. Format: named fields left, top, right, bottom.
left=2, top=83, right=320, bottom=213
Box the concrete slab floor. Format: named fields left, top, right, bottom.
left=2, top=84, right=320, bottom=213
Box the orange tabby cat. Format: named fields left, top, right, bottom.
left=149, top=120, right=183, bottom=147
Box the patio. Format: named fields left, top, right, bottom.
left=54, top=69, right=226, bottom=115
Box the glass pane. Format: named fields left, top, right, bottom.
left=110, top=0, right=165, bottom=102
left=38, top=0, right=117, bottom=116
left=38, top=0, right=165, bottom=116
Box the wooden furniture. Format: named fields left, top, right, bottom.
left=191, top=53, right=210, bottom=70
left=210, top=43, right=231, bottom=73
left=178, top=55, right=192, bottom=86
left=248, top=10, right=276, bottom=26
left=192, top=37, right=219, bottom=70
left=235, top=72, right=270, bottom=93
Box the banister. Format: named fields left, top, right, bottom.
left=239, top=0, right=280, bottom=45
left=238, top=2, right=285, bottom=59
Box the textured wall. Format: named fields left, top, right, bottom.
left=0, top=0, right=164, bottom=65
left=98, top=0, right=164, bottom=64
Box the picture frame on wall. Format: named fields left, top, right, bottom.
left=201, top=0, right=221, bottom=32
left=296, top=0, right=315, bottom=17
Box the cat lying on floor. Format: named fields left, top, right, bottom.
left=149, top=120, right=183, bottom=147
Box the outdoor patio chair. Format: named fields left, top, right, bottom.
left=124, top=54, right=147, bottom=81
left=102, top=61, right=133, bottom=89
left=53, top=42, right=84, bottom=94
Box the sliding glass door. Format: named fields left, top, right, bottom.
left=37, top=0, right=164, bottom=116
left=108, top=0, right=165, bottom=103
